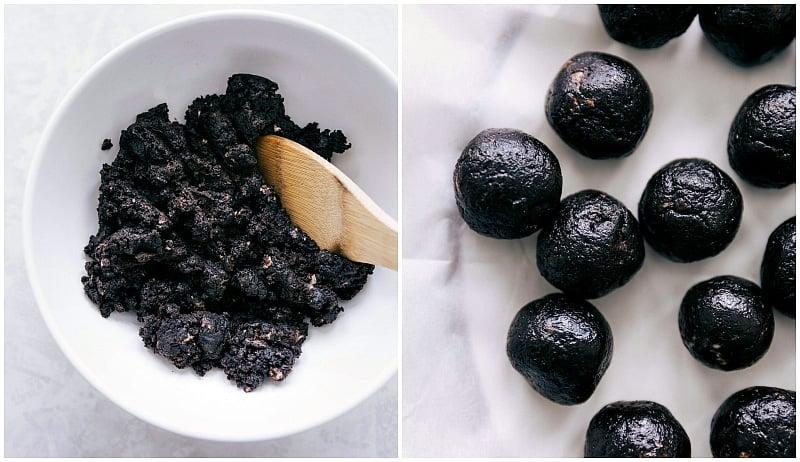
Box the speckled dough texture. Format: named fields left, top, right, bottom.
left=82, top=74, right=374, bottom=392
left=700, top=4, right=796, bottom=66
left=598, top=5, right=698, bottom=49
left=536, top=189, right=645, bottom=299
left=584, top=400, right=691, bottom=457
left=638, top=158, right=743, bottom=263
left=453, top=128, right=562, bottom=239
left=710, top=386, right=796, bottom=458
left=545, top=51, right=653, bottom=159
left=728, top=84, right=796, bottom=188
left=761, top=217, right=796, bottom=318
left=678, top=275, right=774, bottom=371
left=506, top=293, right=612, bottom=405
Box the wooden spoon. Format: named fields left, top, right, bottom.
left=255, top=135, right=398, bottom=270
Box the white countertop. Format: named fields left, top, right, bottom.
left=5, top=4, right=397, bottom=457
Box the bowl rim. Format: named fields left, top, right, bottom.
left=22, top=8, right=398, bottom=441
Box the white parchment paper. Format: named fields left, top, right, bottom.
left=402, top=4, right=796, bottom=457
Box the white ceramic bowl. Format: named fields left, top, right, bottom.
left=24, top=10, right=397, bottom=441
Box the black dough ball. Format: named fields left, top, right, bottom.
left=678, top=275, right=774, bottom=371
left=536, top=189, right=644, bottom=299
left=545, top=51, right=653, bottom=159
left=638, top=158, right=743, bottom=263
left=506, top=293, right=612, bottom=405
left=761, top=217, right=796, bottom=318
left=728, top=84, right=796, bottom=188
left=585, top=401, right=692, bottom=457
left=711, top=386, right=796, bottom=458
left=598, top=5, right=698, bottom=49
left=454, top=128, right=562, bottom=239
left=700, top=5, right=796, bottom=66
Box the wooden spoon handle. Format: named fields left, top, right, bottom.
left=341, top=189, right=398, bottom=270
left=257, top=135, right=398, bottom=270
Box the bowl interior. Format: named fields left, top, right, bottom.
left=24, top=11, right=397, bottom=441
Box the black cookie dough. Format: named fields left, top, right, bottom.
left=700, top=5, right=796, bottom=66
left=638, top=158, right=743, bottom=263
left=761, top=217, right=796, bottom=318
left=101, top=138, right=113, bottom=150
left=711, top=386, right=796, bottom=458
left=536, top=189, right=645, bottom=299
left=506, top=293, right=612, bottom=405
left=728, top=84, right=796, bottom=188
left=678, top=275, right=773, bottom=371
left=545, top=51, right=653, bottom=159
left=585, top=401, right=691, bottom=457
left=82, top=74, right=373, bottom=392
left=453, top=128, right=562, bottom=239
left=598, top=5, right=698, bottom=49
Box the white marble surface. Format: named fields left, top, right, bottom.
left=402, top=4, right=796, bottom=458
left=5, top=4, right=397, bottom=457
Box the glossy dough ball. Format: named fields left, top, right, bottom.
left=679, top=275, right=774, bottom=371
left=638, top=158, right=743, bottom=262
left=700, top=5, right=796, bottom=66
left=711, top=386, right=796, bottom=458
left=761, top=217, right=796, bottom=318
left=585, top=401, right=691, bottom=457
left=506, top=293, right=613, bottom=405
left=545, top=51, right=653, bottom=159
left=728, top=84, right=796, bottom=188
left=598, top=5, right=698, bottom=49
left=454, top=128, right=562, bottom=239
left=536, top=189, right=645, bottom=299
